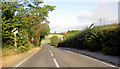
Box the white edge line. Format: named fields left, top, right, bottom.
left=67, top=51, right=73, bottom=53
left=66, top=50, right=118, bottom=68
left=80, top=53, right=117, bottom=68
left=53, top=58, right=60, bottom=68
left=13, top=50, right=39, bottom=69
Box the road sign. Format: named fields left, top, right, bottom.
left=12, top=28, right=18, bottom=34
left=31, top=37, right=35, bottom=41
left=12, top=28, right=16, bottom=32
left=13, top=30, right=18, bottom=34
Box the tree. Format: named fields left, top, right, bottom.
left=2, top=0, right=55, bottom=49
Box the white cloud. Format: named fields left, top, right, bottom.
left=48, top=1, right=119, bottom=33
left=78, top=2, right=118, bottom=25
left=43, top=0, right=119, bottom=2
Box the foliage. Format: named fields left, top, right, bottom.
left=50, top=36, right=60, bottom=47
left=67, top=30, right=82, bottom=34
left=2, top=1, right=55, bottom=52
left=18, top=46, right=27, bottom=53
left=58, top=24, right=120, bottom=56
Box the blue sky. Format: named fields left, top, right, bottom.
left=41, top=1, right=118, bottom=33
left=42, top=2, right=98, bottom=33
left=18, top=0, right=119, bottom=33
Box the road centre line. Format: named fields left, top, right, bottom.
left=51, top=53, right=54, bottom=56
left=48, top=49, right=52, bottom=53
left=53, top=58, right=60, bottom=68
left=48, top=49, right=60, bottom=67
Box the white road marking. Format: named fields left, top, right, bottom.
left=13, top=50, right=39, bottom=69
left=53, top=58, right=60, bottom=68
left=48, top=49, right=52, bottom=53
left=67, top=51, right=73, bottom=53
left=51, top=53, right=54, bottom=56
left=80, top=54, right=117, bottom=68
left=66, top=50, right=118, bottom=68
left=67, top=51, right=71, bottom=52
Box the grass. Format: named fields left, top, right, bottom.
left=2, top=41, right=42, bottom=67
left=2, top=48, right=16, bottom=58
left=2, top=47, right=41, bottom=67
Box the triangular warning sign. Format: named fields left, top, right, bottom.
left=31, top=37, right=35, bottom=41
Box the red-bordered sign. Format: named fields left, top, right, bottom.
left=31, top=37, right=35, bottom=41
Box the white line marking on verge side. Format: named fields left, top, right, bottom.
left=79, top=54, right=117, bottom=68
left=67, top=51, right=73, bottom=53
left=66, top=50, right=118, bottom=68
left=51, top=53, right=54, bottom=56
left=53, top=58, right=60, bottom=68
left=13, top=50, right=39, bottom=69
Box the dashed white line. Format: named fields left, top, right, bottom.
left=13, top=50, right=39, bottom=69
left=48, top=49, right=52, bottom=53
left=51, top=53, right=54, bottom=56
left=53, top=58, right=60, bottom=68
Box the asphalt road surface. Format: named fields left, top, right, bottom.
left=11, top=44, right=118, bottom=69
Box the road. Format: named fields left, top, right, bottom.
left=12, top=44, right=118, bottom=69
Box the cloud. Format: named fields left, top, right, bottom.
left=48, top=1, right=119, bottom=33
left=43, top=0, right=119, bottom=2
left=78, top=2, right=118, bottom=25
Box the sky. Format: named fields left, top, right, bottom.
left=17, top=0, right=119, bottom=33
left=40, top=0, right=119, bottom=33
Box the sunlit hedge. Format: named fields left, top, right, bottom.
left=58, top=24, right=120, bottom=56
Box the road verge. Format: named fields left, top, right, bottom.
left=2, top=47, right=41, bottom=67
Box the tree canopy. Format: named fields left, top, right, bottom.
left=2, top=0, right=56, bottom=49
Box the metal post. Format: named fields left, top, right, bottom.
left=32, top=41, right=33, bottom=45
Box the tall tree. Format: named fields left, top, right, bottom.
left=2, top=0, right=55, bottom=49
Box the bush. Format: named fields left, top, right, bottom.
left=58, top=24, right=120, bottom=56
left=18, top=46, right=27, bottom=53
left=50, top=36, right=60, bottom=47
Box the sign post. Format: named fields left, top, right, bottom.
left=12, top=28, right=18, bottom=53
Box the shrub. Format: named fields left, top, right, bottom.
left=18, top=46, right=27, bottom=53
left=58, top=24, right=120, bottom=56
left=50, top=36, right=59, bottom=47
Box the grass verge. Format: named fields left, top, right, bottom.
left=2, top=47, right=41, bottom=67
